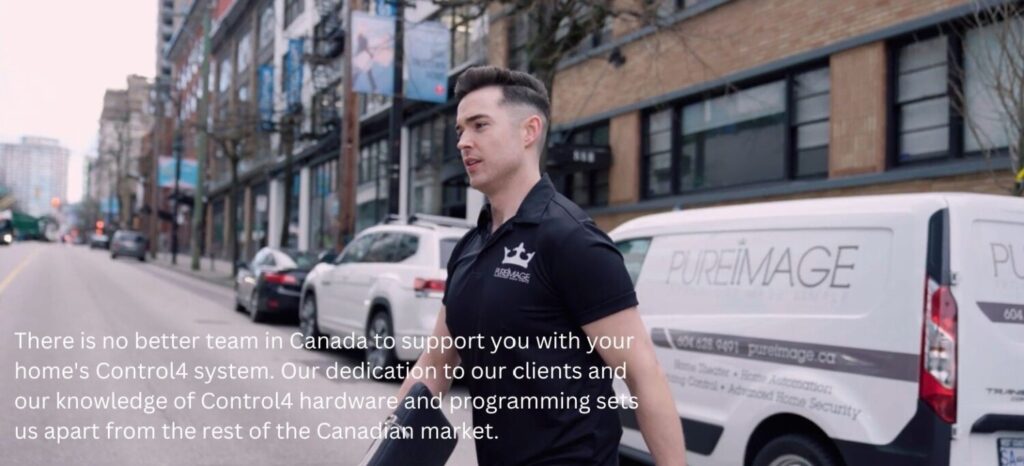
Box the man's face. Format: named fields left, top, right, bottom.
left=455, top=86, right=538, bottom=194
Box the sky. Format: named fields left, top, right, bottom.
left=0, top=0, right=158, bottom=203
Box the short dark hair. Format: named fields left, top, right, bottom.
left=454, top=66, right=550, bottom=126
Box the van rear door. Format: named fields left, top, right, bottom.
left=948, top=195, right=1024, bottom=465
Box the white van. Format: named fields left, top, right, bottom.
left=610, top=193, right=1024, bottom=466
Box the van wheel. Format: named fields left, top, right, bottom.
left=365, top=311, right=397, bottom=379
left=753, top=434, right=841, bottom=466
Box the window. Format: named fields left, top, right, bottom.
left=895, top=35, right=950, bottom=163
left=442, top=6, right=484, bottom=67
left=339, top=233, right=376, bottom=264
left=644, top=109, right=673, bottom=197
left=218, top=57, right=232, bottom=94
left=286, top=173, right=300, bottom=248
left=285, top=0, right=304, bottom=27
left=891, top=19, right=1018, bottom=165
left=442, top=176, right=467, bottom=219
left=411, top=114, right=450, bottom=169
left=681, top=81, right=787, bottom=190
left=793, top=68, right=830, bottom=177
left=363, top=233, right=396, bottom=262
left=962, top=18, right=1018, bottom=154
left=508, top=12, right=534, bottom=72
left=643, top=66, right=830, bottom=198
left=259, top=4, right=275, bottom=50
left=616, top=238, right=651, bottom=285
left=237, top=31, right=253, bottom=72
left=364, top=233, right=418, bottom=263
left=357, top=138, right=390, bottom=231
left=553, top=123, right=610, bottom=207
left=393, top=234, right=419, bottom=262
left=309, top=160, right=338, bottom=250
left=238, top=83, right=249, bottom=102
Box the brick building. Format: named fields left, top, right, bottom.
left=483, top=0, right=1015, bottom=231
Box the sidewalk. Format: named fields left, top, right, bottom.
left=150, top=251, right=236, bottom=289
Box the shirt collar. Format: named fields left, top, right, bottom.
left=476, top=174, right=556, bottom=230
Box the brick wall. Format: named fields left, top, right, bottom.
left=830, top=42, right=888, bottom=177
left=547, top=0, right=965, bottom=125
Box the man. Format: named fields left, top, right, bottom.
left=397, top=66, right=686, bottom=465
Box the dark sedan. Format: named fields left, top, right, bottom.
left=89, top=233, right=110, bottom=249
left=234, top=248, right=319, bottom=323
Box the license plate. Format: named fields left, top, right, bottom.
left=1000, top=438, right=1024, bottom=466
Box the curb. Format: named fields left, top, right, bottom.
left=149, top=257, right=235, bottom=290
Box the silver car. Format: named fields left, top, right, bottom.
left=110, top=230, right=148, bottom=261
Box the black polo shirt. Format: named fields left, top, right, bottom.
left=442, top=174, right=639, bottom=466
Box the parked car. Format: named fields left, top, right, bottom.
left=299, top=214, right=470, bottom=374
left=89, top=233, right=110, bottom=249
left=0, top=219, right=12, bottom=245
left=609, top=193, right=1024, bottom=466
left=110, top=230, right=148, bottom=261
left=235, top=247, right=320, bottom=323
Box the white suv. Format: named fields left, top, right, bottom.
left=299, top=215, right=469, bottom=373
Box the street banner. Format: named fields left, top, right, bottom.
left=285, top=38, right=304, bottom=110
left=158, top=157, right=199, bottom=191
left=351, top=12, right=395, bottom=96
left=404, top=20, right=450, bottom=103
left=101, top=196, right=119, bottom=215
left=375, top=0, right=395, bottom=16
left=258, top=64, right=274, bottom=131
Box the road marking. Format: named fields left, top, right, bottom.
left=0, top=248, right=40, bottom=297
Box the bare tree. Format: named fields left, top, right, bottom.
left=432, top=0, right=717, bottom=164
left=951, top=1, right=1024, bottom=196
left=104, top=111, right=134, bottom=229
left=193, top=104, right=264, bottom=275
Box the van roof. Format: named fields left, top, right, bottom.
left=611, top=192, right=1021, bottom=237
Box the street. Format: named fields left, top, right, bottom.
left=0, top=242, right=478, bottom=465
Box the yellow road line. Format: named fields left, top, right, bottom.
left=0, top=248, right=40, bottom=296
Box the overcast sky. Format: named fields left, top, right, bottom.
left=0, top=0, right=158, bottom=203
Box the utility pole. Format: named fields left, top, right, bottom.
left=386, top=0, right=404, bottom=217
left=337, top=0, right=361, bottom=247
left=150, top=78, right=166, bottom=259
left=190, top=0, right=212, bottom=271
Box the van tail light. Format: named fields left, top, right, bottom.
left=414, top=278, right=445, bottom=296
left=920, top=276, right=958, bottom=424
left=264, top=272, right=298, bottom=286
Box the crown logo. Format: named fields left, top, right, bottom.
left=502, top=242, right=535, bottom=269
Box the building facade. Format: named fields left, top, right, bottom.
left=92, top=75, right=154, bottom=229
left=0, top=137, right=70, bottom=217
left=154, top=0, right=1019, bottom=263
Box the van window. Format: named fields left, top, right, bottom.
left=616, top=238, right=652, bottom=285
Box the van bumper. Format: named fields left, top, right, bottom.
left=834, top=400, right=951, bottom=466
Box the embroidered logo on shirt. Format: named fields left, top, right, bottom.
left=495, top=242, right=534, bottom=284
left=502, top=242, right=535, bottom=269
